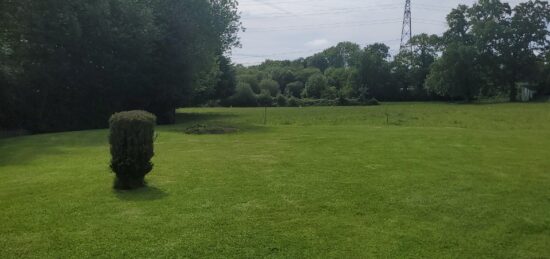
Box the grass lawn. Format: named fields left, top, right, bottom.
left=1, top=103, right=550, bottom=258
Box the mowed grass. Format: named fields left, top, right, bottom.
left=1, top=103, right=550, bottom=258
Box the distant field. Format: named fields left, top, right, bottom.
left=1, top=103, right=549, bottom=258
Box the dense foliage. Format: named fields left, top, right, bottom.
left=0, top=0, right=241, bottom=132
left=425, top=43, right=482, bottom=101
left=1, top=0, right=549, bottom=126
left=226, top=82, right=258, bottom=107
left=230, top=0, right=549, bottom=106
left=109, top=110, right=156, bottom=190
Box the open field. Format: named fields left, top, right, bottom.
left=1, top=103, right=550, bottom=258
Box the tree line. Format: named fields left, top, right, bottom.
left=1, top=0, right=549, bottom=133
left=0, top=0, right=241, bottom=132
left=227, top=0, right=550, bottom=107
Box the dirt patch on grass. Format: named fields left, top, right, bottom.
left=184, top=124, right=239, bottom=135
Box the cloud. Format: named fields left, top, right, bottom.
left=305, top=39, right=330, bottom=47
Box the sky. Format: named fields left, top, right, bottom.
left=231, top=0, right=527, bottom=65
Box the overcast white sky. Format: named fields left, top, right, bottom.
left=231, top=0, right=527, bottom=65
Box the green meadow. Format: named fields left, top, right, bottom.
left=1, top=103, right=549, bottom=258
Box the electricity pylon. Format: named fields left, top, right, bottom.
left=400, top=0, right=412, bottom=53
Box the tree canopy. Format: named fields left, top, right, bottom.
left=1, top=0, right=549, bottom=132
left=0, top=0, right=241, bottom=132
left=233, top=0, right=549, bottom=105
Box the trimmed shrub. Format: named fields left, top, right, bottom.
left=109, top=111, right=156, bottom=190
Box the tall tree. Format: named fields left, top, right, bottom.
left=392, top=34, right=441, bottom=100
left=501, top=0, right=550, bottom=100
left=306, top=53, right=330, bottom=72
left=303, top=73, right=328, bottom=99
left=467, top=0, right=512, bottom=98
left=270, top=68, right=295, bottom=93
left=443, top=5, right=474, bottom=45
left=358, top=43, right=397, bottom=100
left=425, top=43, right=482, bottom=101
left=214, top=55, right=237, bottom=100
left=322, top=42, right=363, bottom=68
left=467, top=0, right=550, bottom=101
left=543, top=52, right=550, bottom=95
left=0, top=0, right=241, bottom=132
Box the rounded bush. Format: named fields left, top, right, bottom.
left=303, top=74, right=328, bottom=99
left=109, top=110, right=156, bottom=190
left=285, top=81, right=304, bottom=98
left=257, top=90, right=274, bottom=107
left=288, top=97, right=300, bottom=107
left=365, top=98, right=380, bottom=106
left=228, top=83, right=258, bottom=107
left=259, top=79, right=280, bottom=97
left=276, top=94, right=288, bottom=107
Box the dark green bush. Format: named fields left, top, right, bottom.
left=109, top=111, right=156, bottom=190
left=257, top=90, right=274, bottom=107
left=337, top=96, right=349, bottom=106
left=276, top=94, right=288, bottom=107
left=322, top=86, right=338, bottom=99
left=285, top=81, right=304, bottom=98
left=259, top=79, right=280, bottom=97
left=346, top=98, right=362, bottom=106
left=205, top=100, right=221, bottom=107
left=298, top=98, right=337, bottom=107
left=317, top=99, right=338, bottom=106
left=365, top=98, right=380, bottom=106
left=303, top=74, right=328, bottom=99
left=227, top=83, right=258, bottom=107
left=288, top=97, right=300, bottom=107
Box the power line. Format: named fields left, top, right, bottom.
left=242, top=4, right=404, bottom=19
left=246, top=0, right=292, bottom=14
left=246, top=18, right=404, bottom=33
left=233, top=0, right=460, bottom=65
left=241, top=3, right=455, bottom=20
left=239, top=0, right=465, bottom=8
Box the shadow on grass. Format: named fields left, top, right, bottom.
left=175, top=112, right=238, bottom=125
left=166, top=111, right=271, bottom=134
left=114, top=186, right=168, bottom=201
left=0, top=130, right=108, bottom=166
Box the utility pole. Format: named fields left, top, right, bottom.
left=400, top=0, right=412, bottom=53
